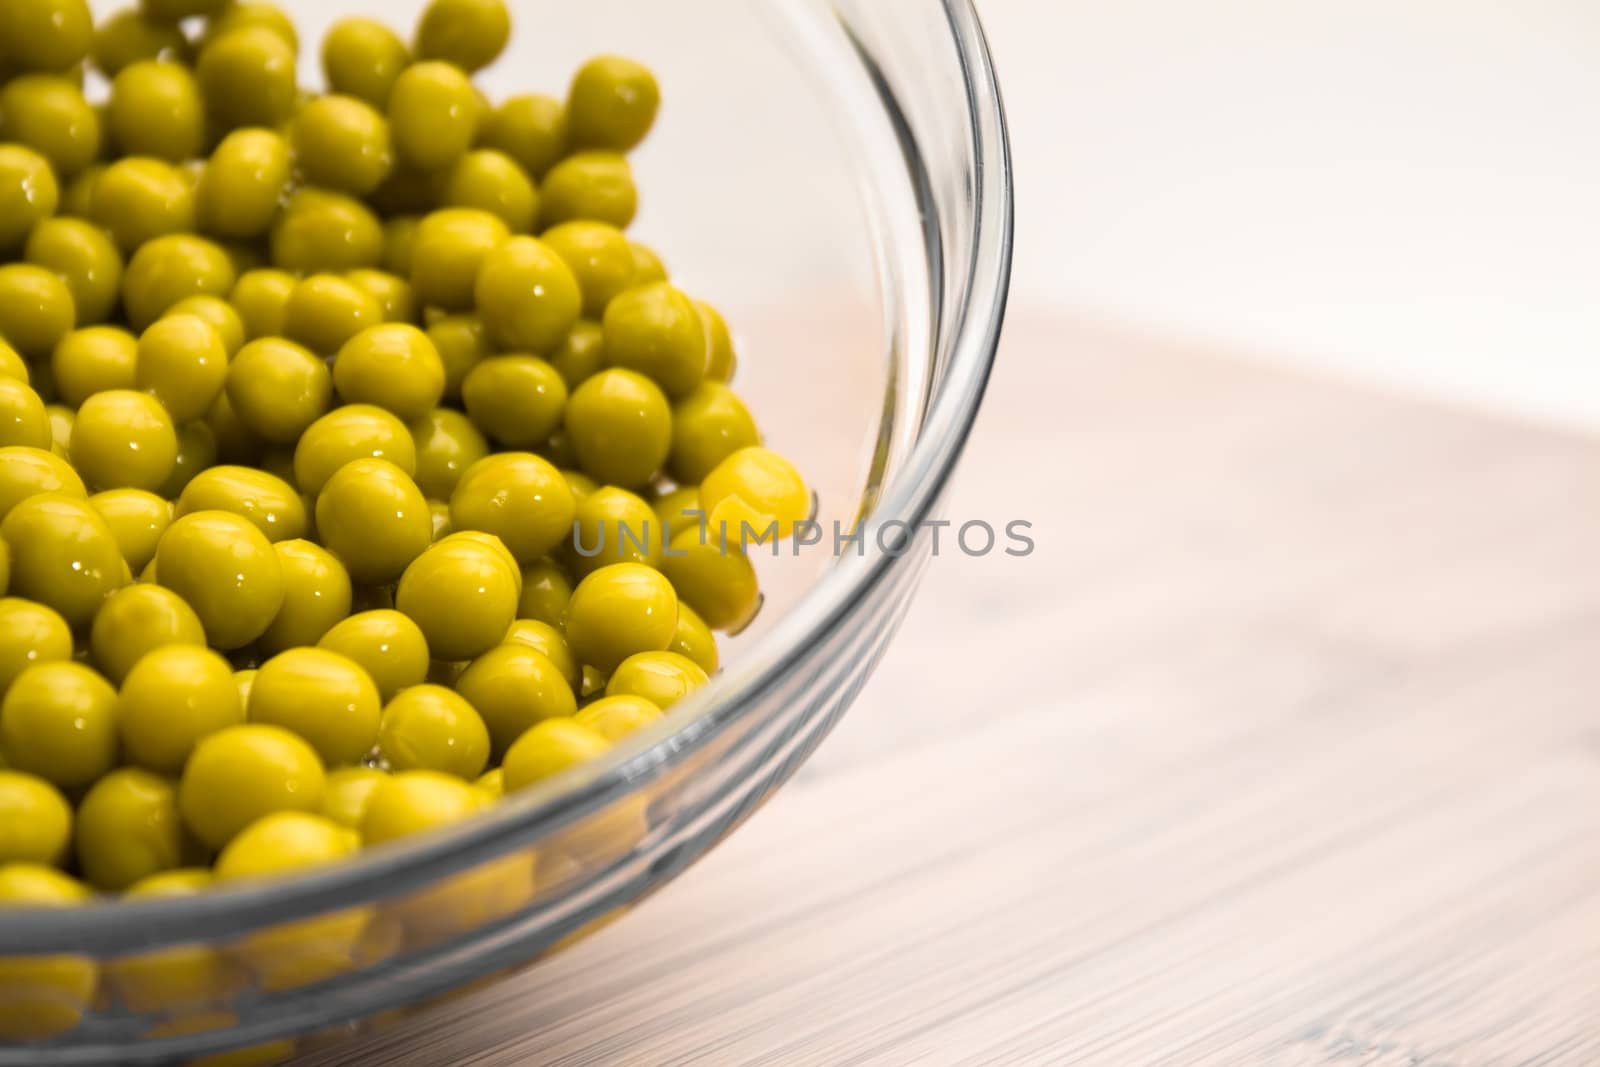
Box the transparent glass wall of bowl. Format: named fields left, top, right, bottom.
left=2, top=0, right=1007, bottom=1060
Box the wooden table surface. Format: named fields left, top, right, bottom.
left=302, top=313, right=1600, bottom=1066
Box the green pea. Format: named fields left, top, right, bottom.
left=478, top=93, right=566, bottom=180
left=196, top=27, right=298, bottom=132
left=270, top=188, right=384, bottom=273
left=292, top=95, right=396, bottom=197
left=0, top=74, right=101, bottom=179
left=90, top=157, right=195, bottom=254
left=91, top=9, right=190, bottom=78
left=439, top=149, right=537, bottom=233
left=0, top=265, right=76, bottom=361
left=196, top=129, right=292, bottom=241
left=0, top=0, right=93, bottom=74
left=566, top=55, right=660, bottom=152
left=563, top=367, right=671, bottom=490
left=24, top=217, right=124, bottom=326
left=122, top=235, right=235, bottom=333
left=414, top=0, right=511, bottom=74
left=107, top=61, right=203, bottom=163
left=474, top=236, right=581, bottom=353
left=461, top=356, right=567, bottom=449
left=0, top=145, right=59, bottom=254
left=388, top=61, right=479, bottom=173
left=540, top=150, right=637, bottom=229
left=322, top=17, right=410, bottom=110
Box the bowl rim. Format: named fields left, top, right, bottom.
left=0, top=0, right=1014, bottom=954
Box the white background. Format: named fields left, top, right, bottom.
left=982, top=0, right=1600, bottom=428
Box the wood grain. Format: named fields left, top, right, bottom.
left=296, top=312, right=1600, bottom=1066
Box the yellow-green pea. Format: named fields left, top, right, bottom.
left=196, top=27, right=298, bottom=132
left=0, top=378, right=51, bottom=450
left=230, top=269, right=297, bottom=341
left=574, top=694, right=661, bottom=742
left=0, top=598, right=73, bottom=698
left=0, top=446, right=85, bottom=522
left=155, top=509, right=285, bottom=649
left=414, top=0, right=510, bottom=72
left=542, top=221, right=636, bottom=319
left=166, top=294, right=245, bottom=357
left=44, top=405, right=71, bottom=458
left=71, top=389, right=177, bottom=491
left=88, top=489, right=172, bottom=574
left=122, top=234, right=235, bottom=331
left=652, top=484, right=701, bottom=542
left=562, top=367, right=672, bottom=490
left=225, top=338, right=334, bottom=446
left=461, top=355, right=568, bottom=449
left=501, top=718, right=609, bottom=792
left=449, top=451, right=576, bottom=565
left=91, top=9, right=190, bottom=77
left=315, top=457, right=432, bottom=585
left=156, top=419, right=217, bottom=499
left=292, top=94, right=395, bottom=197
left=605, top=650, right=708, bottom=709
left=382, top=215, right=421, bottom=276
left=117, top=644, right=239, bottom=775
left=178, top=724, right=326, bottom=850
left=630, top=241, right=668, bottom=285
left=395, top=536, right=518, bottom=662
left=176, top=464, right=305, bottom=542
left=0, top=770, right=72, bottom=865
left=322, top=17, right=410, bottom=109
left=90, top=157, right=195, bottom=254
left=503, top=618, right=579, bottom=690
left=602, top=282, right=707, bottom=399
left=1, top=493, right=128, bottom=627
left=377, top=684, right=489, bottom=779
left=546, top=319, right=606, bottom=389
left=659, top=525, right=761, bottom=633
left=387, top=61, right=479, bottom=173
left=669, top=381, right=761, bottom=485
left=474, top=235, right=582, bottom=353
left=321, top=766, right=387, bottom=830
left=439, top=149, right=537, bottom=233
left=0, top=341, right=26, bottom=384
left=333, top=324, right=446, bottom=420
left=258, top=539, right=353, bottom=654
left=201, top=1, right=298, bottom=52
left=74, top=767, right=184, bottom=891
left=57, top=163, right=102, bottom=220
left=478, top=93, right=566, bottom=180
left=456, top=643, right=577, bottom=758
left=564, top=562, right=678, bottom=672
left=566, top=55, right=660, bottom=152
left=517, top=557, right=572, bottom=628
left=669, top=602, right=719, bottom=675
left=567, top=485, right=661, bottom=577
left=284, top=274, right=385, bottom=355
left=696, top=299, right=737, bottom=382
left=0, top=661, right=119, bottom=789
left=316, top=609, right=428, bottom=702
left=48, top=329, right=139, bottom=425
left=0, top=145, right=59, bottom=254
left=135, top=312, right=228, bottom=420
left=108, top=61, right=203, bottom=162
left=426, top=313, right=490, bottom=399
left=700, top=445, right=811, bottom=540
left=539, top=150, right=637, bottom=229
left=270, top=187, right=384, bottom=273
left=410, top=406, right=488, bottom=500
left=25, top=219, right=123, bottom=328
left=346, top=269, right=416, bottom=324
left=0, top=74, right=101, bottom=179
left=249, top=648, right=381, bottom=767
left=294, top=403, right=416, bottom=495
left=89, top=581, right=203, bottom=686
left=0, top=264, right=75, bottom=361
left=409, top=208, right=507, bottom=312
left=197, top=129, right=293, bottom=241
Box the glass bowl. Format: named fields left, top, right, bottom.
left=0, top=0, right=1011, bottom=1061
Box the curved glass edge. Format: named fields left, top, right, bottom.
left=0, top=0, right=1013, bottom=957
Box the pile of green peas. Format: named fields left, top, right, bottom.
left=0, top=0, right=813, bottom=939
